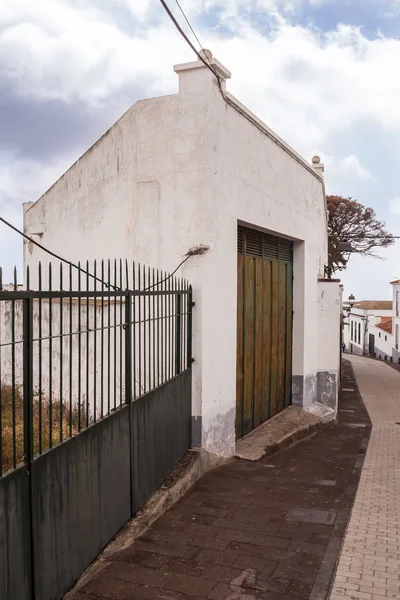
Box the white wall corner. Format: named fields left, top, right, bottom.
left=23, top=201, right=34, bottom=213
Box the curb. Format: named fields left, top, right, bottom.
left=262, top=420, right=328, bottom=459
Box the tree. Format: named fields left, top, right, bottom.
left=327, top=195, right=394, bottom=274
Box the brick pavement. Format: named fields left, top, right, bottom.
left=329, top=355, right=400, bottom=600
left=68, top=361, right=371, bottom=600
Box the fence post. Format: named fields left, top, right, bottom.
left=187, top=286, right=193, bottom=369
left=23, top=295, right=36, bottom=600
left=175, top=292, right=182, bottom=376
left=125, top=291, right=132, bottom=406
left=124, top=291, right=135, bottom=516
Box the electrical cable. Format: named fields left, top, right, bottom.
left=0, top=216, right=197, bottom=291
left=159, top=0, right=221, bottom=82
left=174, top=0, right=204, bottom=53
left=143, top=256, right=190, bottom=291
left=0, top=217, right=120, bottom=290
left=158, top=0, right=340, bottom=181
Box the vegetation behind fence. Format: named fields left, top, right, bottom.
left=0, top=259, right=192, bottom=474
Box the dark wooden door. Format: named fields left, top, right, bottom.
left=369, top=334, right=375, bottom=356
left=236, top=227, right=293, bottom=439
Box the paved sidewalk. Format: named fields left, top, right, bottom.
left=330, top=356, right=400, bottom=600
left=68, top=362, right=370, bottom=600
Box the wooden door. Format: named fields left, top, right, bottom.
left=369, top=334, right=375, bottom=356
left=236, top=227, right=293, bottom=439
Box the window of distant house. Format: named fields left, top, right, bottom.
left=385, top=335, right=387, bottom=341
left=379, top=332, right=381, bottom=338
left=358, top=323, right=361, bottom=345
left=396, top=325, right=399, bottom=351
left=397, top=291, right=399, bottom=317
left=351, top=321, right=354, bottom=342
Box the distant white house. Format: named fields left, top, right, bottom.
left=343, top=300, right=392, bottom=356
left=22, top=51, right=341, bottom=457
left=392, top=279, right=400, bottom=364
left=369, top=317, right=393, bottom=361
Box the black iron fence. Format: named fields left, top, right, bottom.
left=0, top=260, right=193, bottom=600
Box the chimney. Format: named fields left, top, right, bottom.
left=174, top=49, right=231, bottom=95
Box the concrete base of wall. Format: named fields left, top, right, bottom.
left=350, top=345, right=363, bottom=356
left=292, top=371, right=338, bottom=413
left=317, top=371, right=337, bottom=411
left=392, top=348, right=400, bottom=364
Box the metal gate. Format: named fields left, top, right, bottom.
left=0, top=260, right=193, bottom=600
left=236, top=226, right=293, bottom=439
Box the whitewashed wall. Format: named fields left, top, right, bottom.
left=392, top=282, right=400, bottom=363
left=345, top=307, right=393, bottom=356
left=316, top=280, right=341, bottom=411
left=0, top=288, right=183, bottom=421
left=369, top=322, right=393, bottom=360
left=24, top=54, right=334, bottom=456
left=0, top=296, right=125, bottom=419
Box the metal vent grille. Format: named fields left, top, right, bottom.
left=238, top=227, right=243, bottom=254
left=279, top=240, right=293, bottom=262
left=263, top=237, right=279, bottom=260
left=238, top=227, right=293, bottom=263
left=285, top=507, right=337, bottom=525
left=246, top=230, right=263, bottom=258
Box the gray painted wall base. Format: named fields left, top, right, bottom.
left=291, top=372, right=337, bottom=413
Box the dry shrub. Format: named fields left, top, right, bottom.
left=1, top=384, right=85, bottom=475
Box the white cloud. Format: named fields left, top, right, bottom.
left=323, top=154, right=375, bottom=183
left=340, top=242, right=400, bottom=301
left=1, top=0, right=400, bottom=291
left=2, top=3, right=400, bottom=154
left=0, top=151, right=75, bottom=281
left=0, top=152, right=74, bottom=206
left=389, top=197, right=400, bottom=216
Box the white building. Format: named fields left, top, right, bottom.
left=22, top=51, right=340, bottom=457
left=343, top=301, right=392, bottom=356
left=368, top=317, right=393, bottom=361
left=392, top=280, right=400, bottom=363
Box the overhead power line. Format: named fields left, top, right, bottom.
left=159, top=0, right=222, bottom=82
left=158, top=0, right=326, bottom=180
left=0, top=216, right=206, bottom=291
left=0, top=216, right=120, bottom=289
left=174, top=0, right=204, bottom=51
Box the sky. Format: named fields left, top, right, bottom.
left=1, top=0, right=400, bottom=300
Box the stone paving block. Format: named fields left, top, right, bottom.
left=67, top=360, right=372, bottom=600
left=164, top=573, right=217, bottom=597
left=329, top=356, right=400, bottom=600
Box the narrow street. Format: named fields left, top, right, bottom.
left=330, top=355, right=400, bottom=600
left=67, top=355, right=400, bottom=600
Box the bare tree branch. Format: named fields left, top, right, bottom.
left=327, top=195, right=394, bottom=273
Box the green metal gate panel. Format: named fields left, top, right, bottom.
left=236, top=227, right=293, bottom=439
